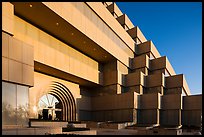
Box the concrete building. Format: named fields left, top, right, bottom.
left=2, top=2, right=202, bottom=135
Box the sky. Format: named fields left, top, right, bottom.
left=116, top=2, right=202, bottom=95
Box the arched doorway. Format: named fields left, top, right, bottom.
left=38, top=94, right=62, bottom=121
left=36, top=81, right=76, bottom=121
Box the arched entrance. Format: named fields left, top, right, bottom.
left=37, top=81, right=76, bottom=121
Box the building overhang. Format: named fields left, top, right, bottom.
left=11, top=2, right=115, bottom=63
left=34, top=61, right=102, bottom=88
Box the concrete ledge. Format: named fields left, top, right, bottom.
left=127, top=26, right=147, bottom=43
left=131, top=54, right=149, bottom=69
left=106, top=3, right=123, bottom=17
left=116, top=14, right=134, bottom=30
left=183, top=94, right=202, bottom=110
left=2, top=127, right=62, bottom=135
left=136, top=41, right=161, bottom=59
left=165, top=74, right=191, bottom=96
left=125, top=71, right=145, bottom=87
left=145, top=73, right=164, bottom=87
left=139, top=93, right=161, bottom=109
left=150, top=56, right=176, bottom=76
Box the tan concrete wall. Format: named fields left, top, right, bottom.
left=92, top=84, right=123, bottom=96
left=2, top=3, right=34, bottom=87
left=2, top=2, right=14, bottom=35
left=150, top=56, right=166, bottom=70
left=125, top=85, right=143, bottom=94
left=131, top=54, right=149, bottom=70
left=43, top=2, right=135, bottom=67
left=144, top=86, right=164, bottom=95
left=161, top=94, right=182, bottom=109
left=162, top=73, right=190, bottom=96
left=77, top=95, right=92, bottom=121
left=183, top=95, right=202, bottom=110
left=165, top=74, right=190, bottom=95
left=160, top=109, right=181, bottom=126
left=117, top=61, right=128, bottom=86
left=92, top=109, right=136, bottom=122
left=125, top=71, right=145, bottom=87
left=145, top=73, right=164, bottom=87
left=117, top=60, right=129, bottom=74
left=182, top=110, right=202, bottom=127
left=150, top=56, right=176, bottom=75
left=150, top=68, right=170, bottom=77
left=77, top=96, right=92, bottom=111
left=91, top=91, right=138, bottom=111
left=139, top=93, right=161, bottom=109
left=164, top=87, right=183, bottom=95
left=2, top=32, right=34, bottom=87
left=132, top=67, right=149, bottom=75
left=103, top=70, right=118, bottom=86
left=138, top=109, right=159, bottom=124
left=102, top=60, right=128, bottom=87
left=136, top=41, right=161, bottom=59
left=13, top=15, right=99, bottom=84
left=160, top=94, right=185, bottom=126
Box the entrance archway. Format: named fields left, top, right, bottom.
left=37, top=81, right=76, bottom=121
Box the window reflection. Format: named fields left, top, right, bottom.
left=17, top=85, right=29, bottom=125
left=2, top=82, right=16, bottom=125
left=2, top=81, right=29, bottom=126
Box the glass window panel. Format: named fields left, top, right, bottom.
left=2, top=81, right=17, bottom=125
left=17, top=85, right=29, bottom=126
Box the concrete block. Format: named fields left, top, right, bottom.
left=116, top=14, right=134, bottom=30
left=9, top=37, right=23, bottom=62
left=127, top=26, right=147, bottom=43
left=164, top=87, right=183, bottom=95
left=150, top=56, right=166, bottom=70
left=2, top=31, right=9, bottom=58
left=138, top=109, right=159, bottom=125
left=103, top=60, right=117, bottom=72
left=136, top=40, right=160, bottom=58
left=79, top=110, right=92, bottom=121
left=165, top=74, right=183, bottom=88
left=132, top=67, right=148, bottom=75
left=103, top=70, right=118, bottom=86
left=183, top=94, right=202, bottom=110
left=106, top=3, right=123, bottom=17
left=9, top=59, right=23, bottom=84
left=125, top=71, right=145, bottom=87
left=131, top=54, right=149, bottom=69
left=2, top=57, right=9, bottom=81
left=182, top=110, right=202, bottom=127
left=160, top=109, right=181, bottom=126
left=145, top=73, right=164, bottom=87
left=139, top=93, right=161, bottom=109
left=125, top=85, right=143, bottom=94
left=161, top=94, right=182, bottom=109
left=144, top=86, right=164, bottom=95
left=149, top=68, right=170, bottom=77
